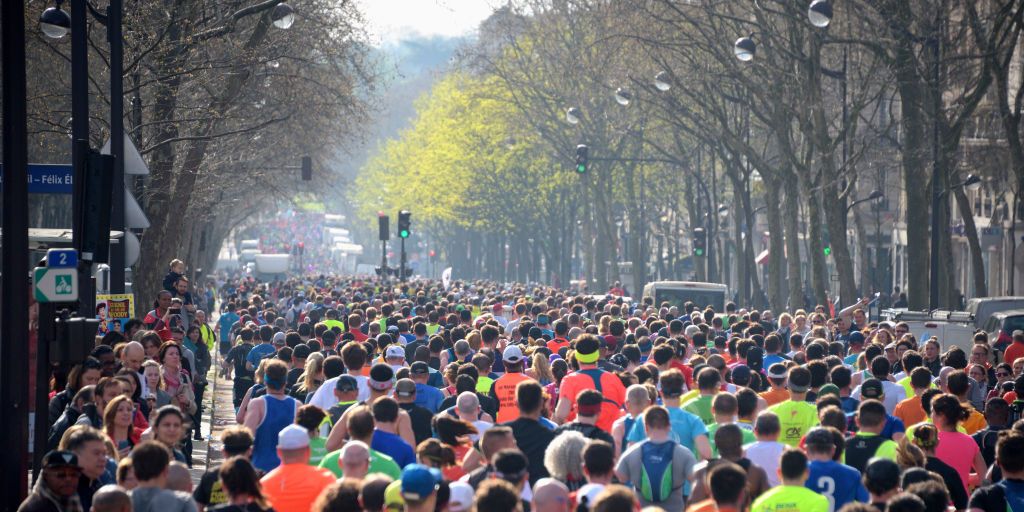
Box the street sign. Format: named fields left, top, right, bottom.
left=101, top=134, right=150, bottom=175
left=34, top=267, right=79, bottom=303
left=0, top=163, right=74, bottom=193
left=46, top=249, right=78, bottom=268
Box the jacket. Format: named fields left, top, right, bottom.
left=49, top=403, right=82, bottom=450
left=73, top=403, right=102, bottom=429
left=48, top=388, right=74, bottom=425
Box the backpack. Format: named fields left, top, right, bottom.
left=638, top=440, right=681, bottom=503
left=578, top=369, right=622, bottom=410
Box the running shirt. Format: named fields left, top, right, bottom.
left=318, top=447, right=401, bottom=479
left=626, top=407, right=707, bottom=458
left=251, top=394, right=300, bottom=472
left=806, top=460, right=869, bottom=512
left=767, top=400, right=819, bottom=446
left=750, top=485, right=829, bottom=512
left=682, top=395, right=715, bottom=425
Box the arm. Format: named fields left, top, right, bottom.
left=694, top=434, right=713, bottom=460
left=243, top=397, right=265, bottom=434
left=236, top=387, right=254, bottom=424
left=324, top=408, right=350, bottom=452
left=554, top=396, right=571, bottom=425
left=969, top=449, right=988, bottom=488
left=836, top=298, right=869, bottom=320
left=611, top=421, right=624, bottom=459
left=462, top=445, right=484, bottom=473
left=398, top=410, right=415, bottom=448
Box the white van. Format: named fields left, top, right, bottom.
left=880, top=309, right=977, bottom=352
left=642, top=281, right=729, bottom=312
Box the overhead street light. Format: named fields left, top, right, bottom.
left=734, top=36, right=756, bottom=61
left=808, top=0, right=834, bottom=28
left=654, top=71, right=671, bottom=92
left=614, top=87, right=632, bottom=106
left=566, top=107, right=581, bottom=125
left=271, top=3, right=295, bottom=29
left=39, top=1, right=71, bottom=39
left=846, top=189, right=884, bottom=214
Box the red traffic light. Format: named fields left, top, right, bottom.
left=298, top=242, right=304, bottom=248
left=429, top=250, right=436, bottom=257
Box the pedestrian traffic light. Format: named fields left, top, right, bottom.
left=693, top=227, right=706, bottom=257
left=301, top=156, right=312, bottom=181
left=398, top=210, right=411, bottom=238
left=378, top=214, right=390, bottom=241
left=823, top=227, right=831, bottom=256
left=575, top=144, right=589, bottom=174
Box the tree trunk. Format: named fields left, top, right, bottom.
left=806, top=194, right=829, bottom=307
left=764, top=175, right=786, bottom=312
left=783, top=171, right=804, bottom=310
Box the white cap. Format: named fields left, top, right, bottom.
left=447, top=482, right=475, bottom=512
left=385, top=345, right=405, bottom=360
left=272, top=331, right=286, bottom=345
left=502, top=345, right=524, bottom=364
left=576, top=483, right=606, bottom=510
left=277, top=424, right=309, bottom=450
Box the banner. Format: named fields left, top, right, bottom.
left=96, top=293, right=135, bottom=336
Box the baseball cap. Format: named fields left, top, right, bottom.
left=502, top=345, right=525, bottom=364
left=602, top=335, right=618, bottom=351
left=410, top=361, right=430, bottom=375
left=401, top=463, right=443, bottom=501
left=387, top=325, right=400, bottom=334
left=395, top=378, right=417, bottom=398
left=861, top=378, right=885, bottom=399
left=447, top=482, right=475, bottom=512
left=335, top=375, right=358, bottom=393
left=804, top=427, right=834, bottom=449
left=368, top=363, right=395, bottom=391
left=818, top=383, right=841, bottom=398
left=42, top=450, right=79, bottom=469
left=272, top=332, right=287, bottom=345
left=277, top=424, right=310, bottom=450
left=848, top=332, right=866, bottom=346
left=385, top=345, right=405, bottom=360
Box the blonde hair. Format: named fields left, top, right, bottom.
left=532, top=353, right=554, bottom=383
left=255, top=358, right=272, bottom=385
left=142, top=359, right=164, bottom=391
left=169, top=259, right=184, bottom=269
left=296, top=352, right=325, bottom=395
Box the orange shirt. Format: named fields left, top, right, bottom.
left=1004, top=341, right=1024, bottom=366
left=492, top=372, right=535, bottom=424
left=893, top=395, right=926, bottom=427
left=558, top=368, right=626, bottom=432
left=261, top=462, right=336, bottom=512
left=760, top=388, right=789, bottom=407
left=961, top=404, right=987, bottom=435
left=547, top=338, right=570, bottom=354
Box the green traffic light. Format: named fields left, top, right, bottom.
left=823, top=246, right=831, bottom=256
left=400, top=230, right=409, bottom=238
left=695, top=248, right=704, bottom=256
left=576, top=164, right=587, bottom=174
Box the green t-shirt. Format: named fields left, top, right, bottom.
left=767, top=400, right=819, bottom=446
left=308, top=437, right=327, bottom=466
left=706, top=423, right=756, bottom=457
left=751, top=485, right=830, bottom=512
left=682, top=395, right=715, bottom=425
left=318, top=447, right=402, bottom=479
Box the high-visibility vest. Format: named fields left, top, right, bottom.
left=493, top=372, right=534, bottom=424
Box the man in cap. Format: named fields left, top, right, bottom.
left=326, top=375, right=360, bottom=427
left=260, top=424, right=335, bottom=512
left=395, top=378, right=434, bottom=445
left=447, top=481, right=476, bottom=512
left=286, top=344, right=311, bottom=389
left=554, top=334, right=626, bottom=432
left=844, top=332, right=866, bottom=365
left=400, top=463, right=443, bottom=512
left=489, top=344, right=537, bottom=424
left=409, top=361, right=444, bottom=413
left=384, top=344, right=407, bottom=371
left=17, top=450, right=83, bottom=512
left=552, top=390, right=616, bottom=445
left=804, top=427, right=868, bottom=511
left=324, top=363, right=414, bottom=451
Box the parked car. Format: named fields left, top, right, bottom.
left=965, top=296, right=1024, bottom=328
left=982, top=309, right=1024, bottom=351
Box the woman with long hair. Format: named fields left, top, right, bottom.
left=546, top=358, right=569, bottom=413
left=142, top=360, right=172, bottom=412
left=527, top=353, right=555, bottom=386
left=236, top=358, right=271, bottom=424
left=292, top=352, right=325, bottom=402
left=148, top=405, right=188, bottom=465
left=48, top=357, right=103, bottom=424
left=416, top=438, right=458, bottom=479
left=907, top=423, right=969, bottom=509
left=432, top=415, right=477, bottom=481
left=212, top=456, right=273, bottom=511
left=930, top=395, right=987, bottom=500
left=159, top=342, right=196, bottom=419
left=103, top=395, right=141, bottom=459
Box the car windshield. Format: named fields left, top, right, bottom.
left=655, top=288, right=725, bottom=311
left=1001, top=315, right=1024, bottom=334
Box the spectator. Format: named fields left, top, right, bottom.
left=16, top=451, right=83, bottom=512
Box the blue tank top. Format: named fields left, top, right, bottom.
left=251, top=394, right=298, bottom=472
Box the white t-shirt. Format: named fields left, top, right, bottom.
left=309, top=375, right=370, bottom=410
left=744, top=441, right=786, bottom=487
left=851, top=380, right=906, bottom=414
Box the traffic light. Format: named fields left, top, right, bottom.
left=297, top=242, right=304, bottom=255
left=575, top=144, right=589, bottom=174
left=398, top=210, right=411, bottom=238
left=823, top=227, right=832, bottom=256
left=301, top=156, right=312, bottom=181
left=693, top=227, right=707, bottom=257
left=378, top=214, right=390, bottom=241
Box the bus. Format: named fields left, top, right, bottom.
left=641, top=281, right=729, bottom=312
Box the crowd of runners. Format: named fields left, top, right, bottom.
left=19, top=263, right=1024, bottom=512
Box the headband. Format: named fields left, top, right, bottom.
left=576, top=350, right=600, bottom=364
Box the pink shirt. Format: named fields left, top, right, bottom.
left=935, top=431, right=980, bottom=492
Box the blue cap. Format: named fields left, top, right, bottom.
left=849, top=331, right=866, bottom=345
left=401, top=463, right=442, bottom=501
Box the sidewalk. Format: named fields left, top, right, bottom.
left=188, top=341, right=235, bottom=483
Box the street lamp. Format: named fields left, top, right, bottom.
left=566, top=107, right=581, bottom=125
left=39, top=1, right=70, bottom=38
left=734, top=36, right=756, bottom=61
left=845, top=190, right=884, bottom=214
left=718, top=204, right=729, bottom=218
left=808, top=0, right=834, bottom=28
left=271, top=3, right=296, bottom=29
left=654, top=72, right=671, bottom=92
left=614, top=87, right=632, bottom=106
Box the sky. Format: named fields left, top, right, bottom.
left=356, top=0, right=500, bottom=43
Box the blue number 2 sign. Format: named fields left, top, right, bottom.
left=47, top=249, right=78, bottom=268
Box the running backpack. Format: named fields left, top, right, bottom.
left=638, top=440, right=679, bottom=503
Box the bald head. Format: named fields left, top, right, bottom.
left=122, top=342, right=144, bottom=372
left=456, top=391, right=480, bottom=417
left=166, top=461, right=192, bottom=493
left=532, top=477, right=570, bottom=512
left=91, top=484, right=131, bottom=512
left=340, top=440, right=370, bottom=480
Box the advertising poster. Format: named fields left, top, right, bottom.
left=96, top=293, right=135, bottom=336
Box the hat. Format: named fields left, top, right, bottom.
left=492, top=304, right=503, bottom=313
left=602, top=335, right=618, bottom=351
left=368, top=363, right=395, bottom=391
left=861, top=378, right=885, bottom=399
left=395, top=378, right=417, bottom=398
left=401, top=463, right=442, bottom=501
left=387, top=325, right=400, bottom=334
left=685, top=325, right=702, bottom=338
left=730, top=364, right=752, bottom=384
left=848, top=332, right=866, bottom=345
left=502, top=345, right=525, bottom=364
left=767, top=363, right=788, bottom=380
left=804, top=427, right=834, bottom=449
left=384, top=480, right=405, bottom=508
left=818, top=383, right=841, bottom=398
left=272, top=332, right=287, bottom=345
left=410, top=361, right=430, bottom=375
left=576, top=483, right=606, bottom=510
left=277, top=424, right=310, bottom=450
left=385, top=345, right=405, bottom=360
left=335, top=375, right=358, bottom=393
left=447, top=482, right=475, bottom=512
left=292, top=344, right=311, bottom=359
left=42, top=450, right=79, bottom=469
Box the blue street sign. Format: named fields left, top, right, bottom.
left=47, top=249, right=78, bottom=268
left=0, top=163, right=74, bottom=194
